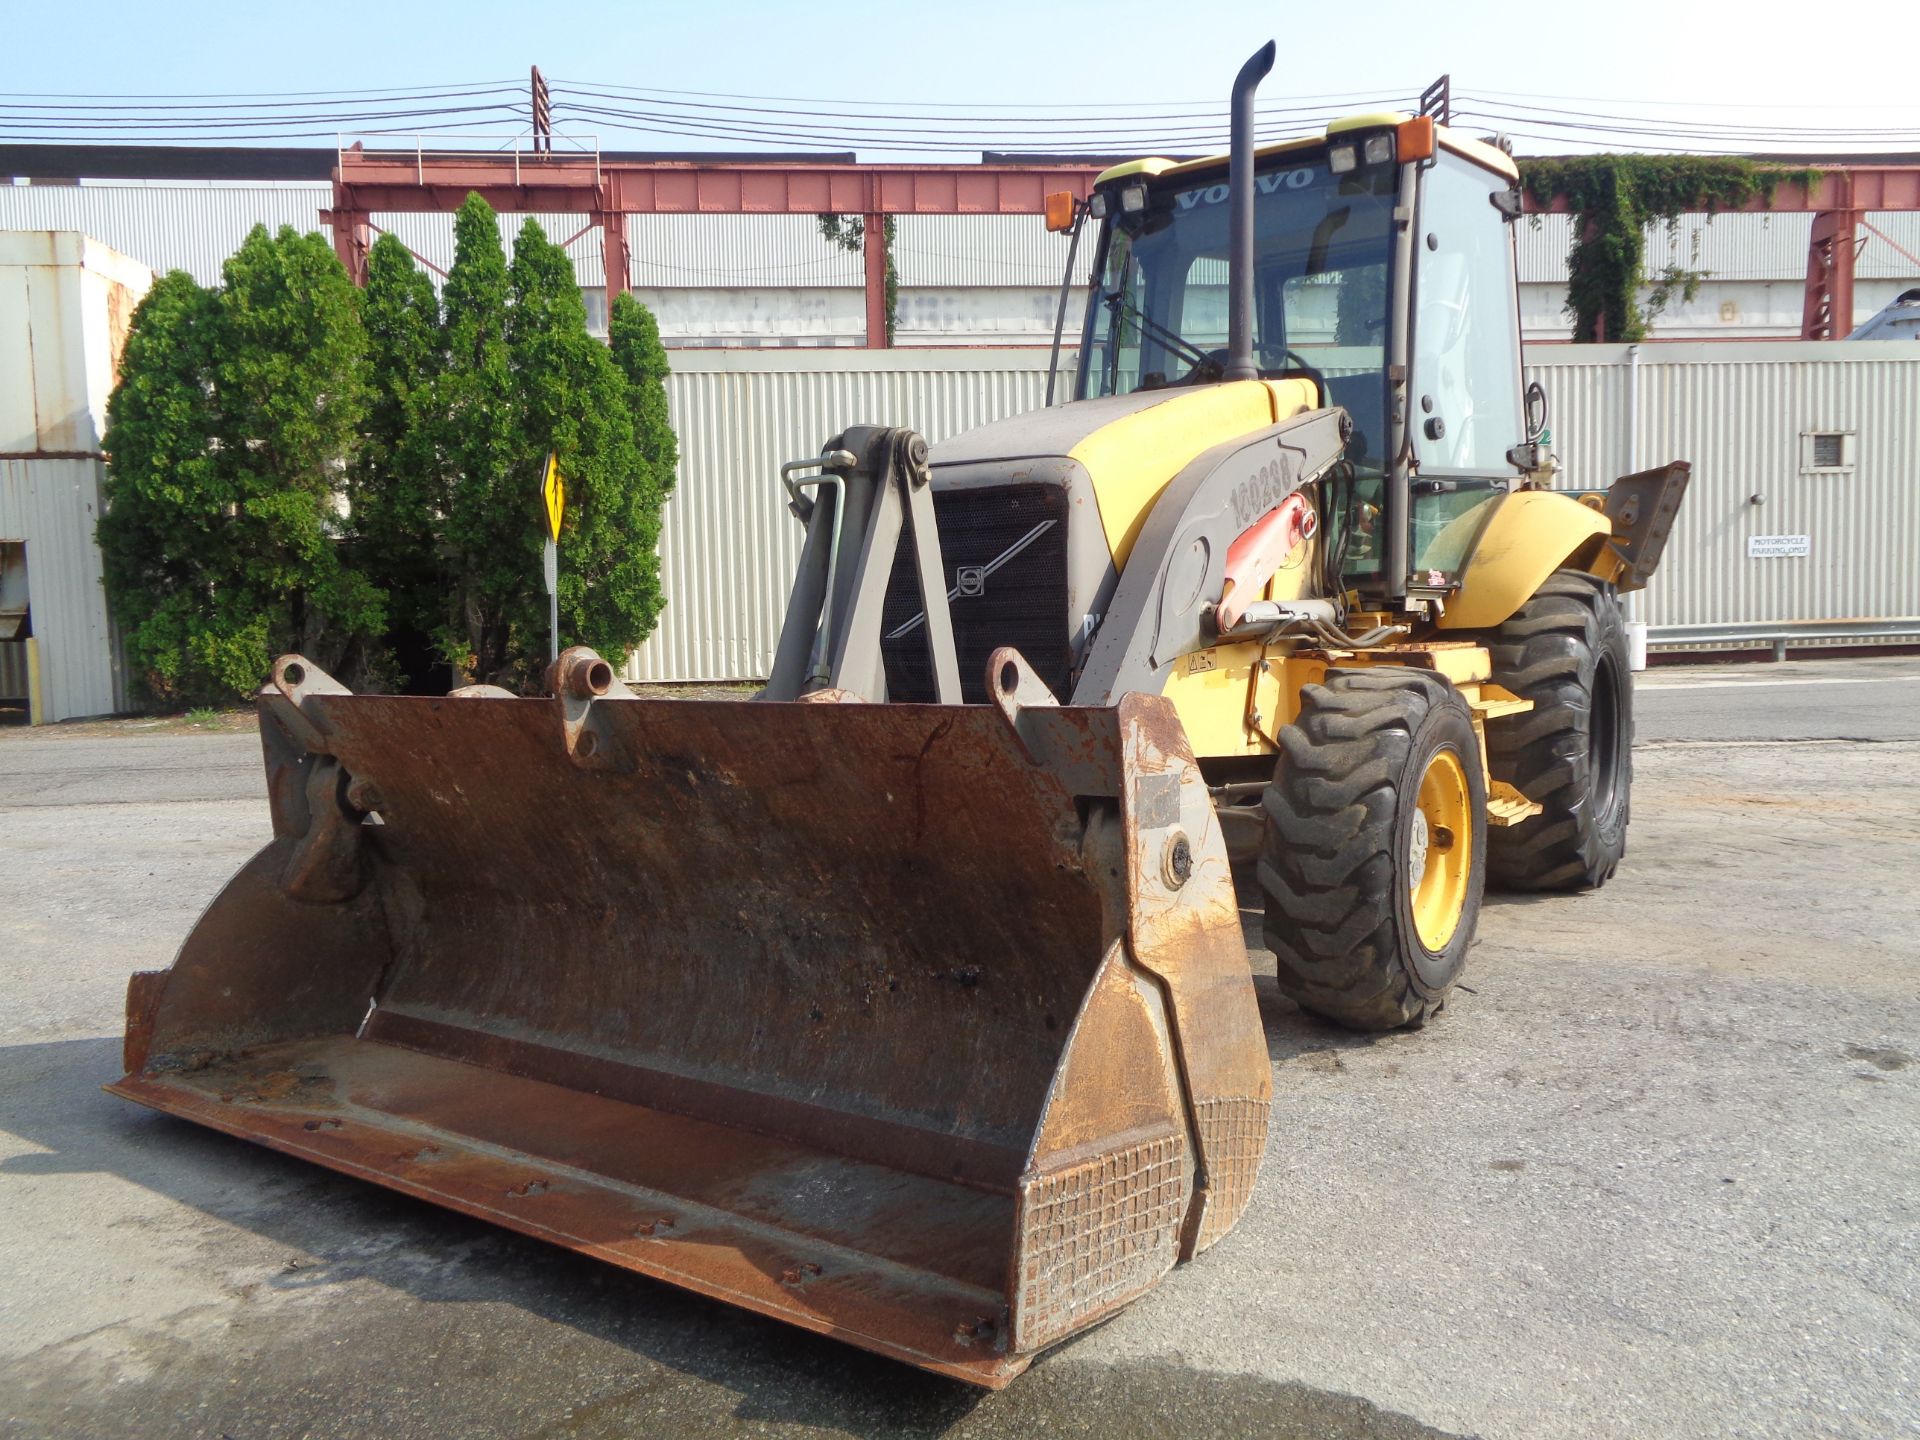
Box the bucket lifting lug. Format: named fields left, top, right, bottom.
left=258, top=656, right=369, bottom=904
left=545, top=646, right=640, bottom=771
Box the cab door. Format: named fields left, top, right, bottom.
left=1407, top=150, right=1528, bottom=586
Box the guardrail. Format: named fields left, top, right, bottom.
left=336, top=131, right=601, bottom=189
left=1650, top=618, right=1920, bottom=660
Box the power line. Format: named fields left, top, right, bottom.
left=548, top=78, right=1417, bottom=110
left=556, top=83, right=1419, bottom=125
left=0, top=73, right=1913, bottom=158
left=550, top=99, right=1419, bottom=145
left=0, top=85, right=524, bottom=113
left=1, top=80, right=519, bottom=100
left=1456, top=96, right=1920, bottom=140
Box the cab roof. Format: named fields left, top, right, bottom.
left=1093, top=115, right=1520, bottom=186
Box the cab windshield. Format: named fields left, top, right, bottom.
left=1078, top=152, right=1396, bottom=476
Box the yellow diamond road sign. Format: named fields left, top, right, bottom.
left=541, top=452, right=565, bottom=542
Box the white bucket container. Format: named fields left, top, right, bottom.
left=1626, top=620, right=1649, bottom=672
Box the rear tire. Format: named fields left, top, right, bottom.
left=1258, top=669, right=1487, bottom=1032
left=1483, top=570, right=1632, bottom=891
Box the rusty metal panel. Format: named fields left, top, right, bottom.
left=113, top=652, right=1269, bottom=1385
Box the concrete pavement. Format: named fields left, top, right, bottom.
left=2, top=657, right=1916, bottom=1439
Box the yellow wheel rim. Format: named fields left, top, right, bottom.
left=1409, top=749, right=1472, bottom=952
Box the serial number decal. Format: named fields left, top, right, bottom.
left=1230, top=457, right=1296, bottom=531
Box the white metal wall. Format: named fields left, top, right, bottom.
left=8, top=184, right=1912, bottom=342
left=626, top=349, right=1058, bottom=682
left=0, top=232, right=148, bottom=720
left=1529, top=342, right=1920, bottom=641
left=0, top=458, right=121, bottom=718
left=628, top=343, right=1920, bottom=682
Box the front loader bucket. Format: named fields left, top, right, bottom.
left=111, top=649, right=1270, bottom=1387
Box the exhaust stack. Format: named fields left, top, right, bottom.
left=1224, top=41, right=1277, bottom=383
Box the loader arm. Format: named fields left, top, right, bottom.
left=1074, top=407, right=1350, bottom=703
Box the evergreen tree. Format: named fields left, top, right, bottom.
left=99, top=227, right=379, bottom=705
left=608, top=290, right=678, bottom=504
left=426, top=193, right=523, bottom=683
left=509, top=220, right=665, bottom=669
left=351, top=233, right=446, bottom=686
left=98, top=271, right=237, bottom=701
left=213, top=225, right=380, bottom=673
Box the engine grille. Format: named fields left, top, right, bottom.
left=879, top=484, right=1072, bottom=704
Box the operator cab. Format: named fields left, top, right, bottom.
left=1061, top=117, right=1534, bottom=604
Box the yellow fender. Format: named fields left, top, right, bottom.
left=1435, top=490, right=1611, bottom=631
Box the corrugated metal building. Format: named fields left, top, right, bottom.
left=623, top=342, right=1920, bottom=683
left=0, top=231, right=148, bottom=720
left=1536, top=340, right=1920, bottom=646
left=5, top=177, right=1914, bottom=344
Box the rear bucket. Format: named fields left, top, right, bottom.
left=111, top=649, right=1270, bottom=1387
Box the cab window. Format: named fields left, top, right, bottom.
left=1409, top=151, right=1525, bottom=578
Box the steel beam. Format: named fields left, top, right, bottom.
left=600, top=210, right=630, bottom=301
left=864, top=212, right=888, bottom=349
left=332, top=154, right=1100, bottom=220
left=330, top=154, right=1100, bottom=328
left=1802, top=206, right=1859, bottom=340
left=321, top=208, right=371, bottom=287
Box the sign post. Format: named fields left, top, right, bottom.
left=541, top=451, right=565, bottom=663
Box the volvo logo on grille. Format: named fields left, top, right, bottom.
left=884, top=517, right=1057, bottom=642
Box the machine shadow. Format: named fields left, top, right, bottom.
left=0, top=1034, right=992, bottom=1435
left=3, top=1037, right=1467, bottom=1439
left=1237, top=903, right=1401, bottom=1066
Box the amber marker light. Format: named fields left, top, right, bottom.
left=1397, top=116, right=1436, bottom=163
left=1044, top=191, right=1077, bottom=232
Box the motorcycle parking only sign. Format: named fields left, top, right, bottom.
left=1747, top=534, right=1811, bottom=559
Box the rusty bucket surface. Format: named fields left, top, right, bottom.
left=111, top=650, right=1271, bottom=1387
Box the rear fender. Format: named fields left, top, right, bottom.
left=1435, top=490, right=1611, bottom=630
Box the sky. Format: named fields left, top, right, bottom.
left=5, top=0, right=1918, bottom=160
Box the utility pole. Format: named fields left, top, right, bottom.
left=531, top=66, right=552, bottom=153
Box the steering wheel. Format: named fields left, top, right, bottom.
left=1174, top=347, right=1329, bottom=406
left=1176, top=348, right=1229, bottom=385
left=1274, top=341, right=1336, bottom=403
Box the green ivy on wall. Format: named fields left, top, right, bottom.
left=1517, top=156, right=1821, bottom=342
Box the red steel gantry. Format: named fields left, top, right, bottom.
left=324, top=148, right=1101, bottom=348
left=326, top=148, right=1920, bottom=345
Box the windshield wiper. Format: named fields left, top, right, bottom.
left=1103, top=291, right=1220, bottom=378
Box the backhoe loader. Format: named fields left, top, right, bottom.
left=112, top=42, right=1688, bottom=1387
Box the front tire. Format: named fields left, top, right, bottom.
left=1483, top=570, right=1632, bottom=891
left=1258, top=669, right=1488, bottom=1032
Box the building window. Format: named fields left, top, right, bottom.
left=1800, top=431, right=1855, bottom=473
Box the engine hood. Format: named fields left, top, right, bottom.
left=931, top=379, right=1314, bottom=567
